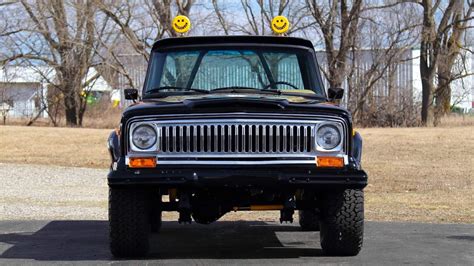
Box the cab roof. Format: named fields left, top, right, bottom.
left=152, top=35, right=314, bottom=51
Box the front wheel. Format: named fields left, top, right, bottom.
left=319, top=189, right=364, bottom=256
left=109, top=188, right=151, bottom=258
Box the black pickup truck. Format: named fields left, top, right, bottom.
left=107, top=35, right=367, bottom=257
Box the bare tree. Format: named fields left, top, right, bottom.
left=305, top=1, right=420, bottom=126
left=95, top=0, right=194, bottom=92
left=349, top=3, right=420, bottom=122
left=306, top=0, right=363, bottom=89
left=0, top=1, right=21, bottom=39
left=1, top=1, right=470, bottom=128
left=417, top=0, right=473, bottom=125
left=212, top=0, right=310, bottom=36
left=2, top=1, right=100, bottom=126
left=97, top=0, right=194, bottom=61
left=433, top=1, right=473, bottom=125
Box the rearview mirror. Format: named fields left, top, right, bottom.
left=124, top=88, right=138, bottom=101
left=328, top=87, right=344, bottom=101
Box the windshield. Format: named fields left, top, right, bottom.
left=144, top=47, right=324, bottom=95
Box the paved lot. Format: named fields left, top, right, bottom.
left=0, top=220, right=472, bottom=265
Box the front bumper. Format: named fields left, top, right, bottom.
left=108, top=159, right=367, bottom=190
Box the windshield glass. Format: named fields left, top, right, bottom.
left=144, top=47, right=324, bottom=95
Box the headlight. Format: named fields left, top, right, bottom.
left=132, top=125, right=157, bottom=150
left=316, top=124, right=341, bottom=150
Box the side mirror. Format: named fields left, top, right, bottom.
left=328, top=87, right=344, bottom=101
left=124, top=88, right=138, bottom=101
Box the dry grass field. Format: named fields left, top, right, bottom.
left=0, top=124, right=472, bottom=223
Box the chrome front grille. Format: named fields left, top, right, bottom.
left=157, top=122, right=316, bottom=154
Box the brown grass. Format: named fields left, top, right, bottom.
left=0, top=125, right=110, bottom=168
left=437, top=114, right=474, bottom=127
left=2, top=101, right=122, bottom=129
left=0, top=124, right=472, bottom=223
left=80, top=103, right=122, bottom=129
left=358, top=127, right=473, bottom=223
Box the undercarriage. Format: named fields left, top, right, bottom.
left=151, top=187, right=317, bottom=224
left=109, top=185, right=364, bottom=258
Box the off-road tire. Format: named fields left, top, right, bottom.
left=298, top=210, right=320, bottom=231
left=109, top=188, right=151, bottom=258
left=320, top=189, right=364, bottom=256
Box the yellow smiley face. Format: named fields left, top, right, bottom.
left=271, top=16, right=289, bottom=34
left=172, top=15, right=191, bottom=34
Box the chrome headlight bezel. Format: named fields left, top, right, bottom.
left=129, top=123, right=158, bottom=152
left=315, top=122, right=344, bottom=152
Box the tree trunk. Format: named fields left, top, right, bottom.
left=419, top=0, right=436, bottom=126
left=78, top=96, right=87, bottom=127
left=433, top=0, right=467, bottom=126
left=420, top=74, right=434, bottom=125
left=327, top=60, right=345, bottom=90
left=434, top=43, right=458, bottom=125
left=434, top=66, right=452, bottom=126
left=63, top=90, right=78, bottom=126
left=420, top=45, right=435, bottom=126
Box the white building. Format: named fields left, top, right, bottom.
left=0, top=66, right=52, bottom=118
left=0, top=66, right=113, bottom=119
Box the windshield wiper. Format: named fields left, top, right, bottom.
left=146, top=86, right=209, bottom=94
left=277, top=92, right=328, bottom=101
left=210, top=86, right=325, bottom=100
left=211, top=86, right=281, bottom=94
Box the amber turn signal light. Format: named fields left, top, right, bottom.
left=316, top=156, right=344, bottom=168
left=128, top=157, right=156, bottom=168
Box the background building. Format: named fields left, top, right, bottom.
left=0, top=66, right=113, bottom=120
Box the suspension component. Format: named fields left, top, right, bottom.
left=280, top=196, right=296, bottom=223
left=178, top=192, right=192, bottom=224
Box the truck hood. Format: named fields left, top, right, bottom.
left=122, top=94, right=351, bottom=121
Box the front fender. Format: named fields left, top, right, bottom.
left=352, top=131, right=363, bottom=165
left=107, top=130, right=120, bottom=165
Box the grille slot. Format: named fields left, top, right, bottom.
left=157, top=122, right=316, bottom=154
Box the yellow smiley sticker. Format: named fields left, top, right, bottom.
left=172, top=15, right=191, bottom=34
left=271, top=15, right=289, bottom=34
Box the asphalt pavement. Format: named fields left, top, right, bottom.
left=0, top=220, right=472, bottom=265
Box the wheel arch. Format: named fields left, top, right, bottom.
left=108, top=130, right=120, bottom=165
left=351, top=131, right=363, bottom=164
